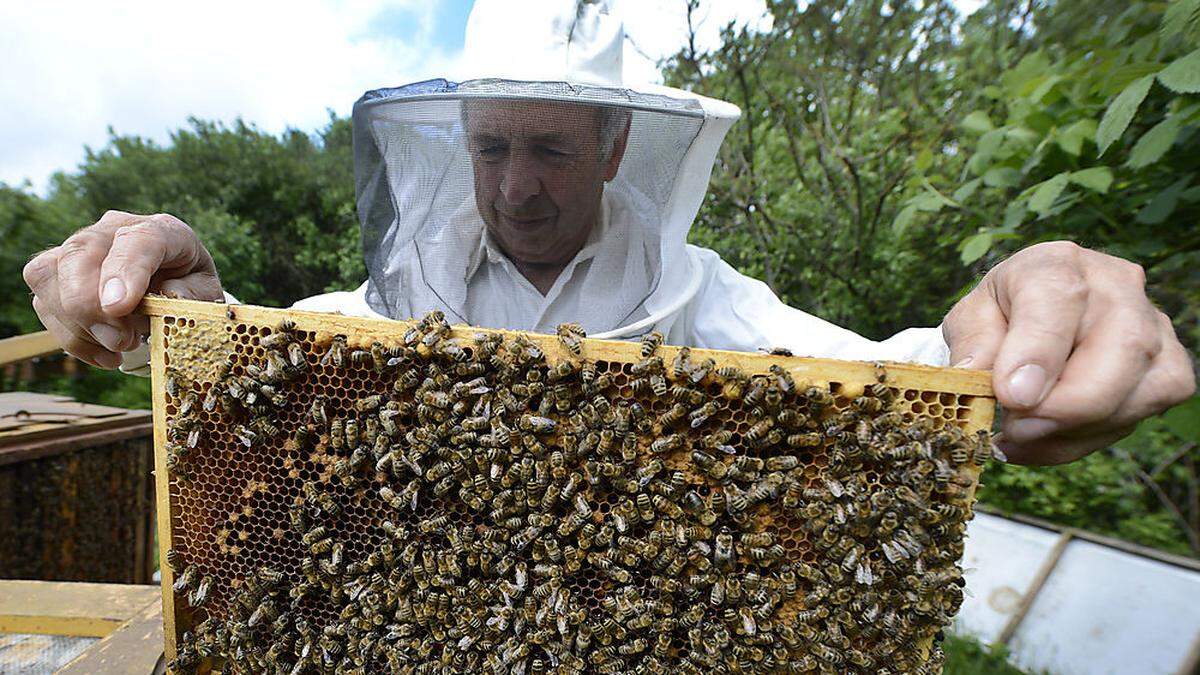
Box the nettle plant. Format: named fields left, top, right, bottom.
left=895, top=0, right=1200, bottom=268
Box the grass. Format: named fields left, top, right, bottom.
left=944, top=633, right=1035, bottom=674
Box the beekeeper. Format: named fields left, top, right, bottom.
left=21, top=0, right=1194, bottom=466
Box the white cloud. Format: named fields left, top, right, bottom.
left=0, top=0, right=462, bottom=192
left=3, top=0, right=976, bottom=193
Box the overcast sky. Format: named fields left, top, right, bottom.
left=1, top=0, right=982, bottom=193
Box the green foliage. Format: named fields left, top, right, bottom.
left=0, top=114, right=363, bottom=339
left=1, top=365, right=152, bottom=411
left=979, top=421, right=1198, bottom=557
left=899, top=0, right=1200, bottom=351
left=889, top=0, right=1200, bottom=558
left=663, top=0, right=982, bottom=339
left=0, top=185, right=80, bottom=337
left=943, top=633, right=1035, bottom=675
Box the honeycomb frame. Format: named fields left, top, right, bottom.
left=142, top=296, right=994, bottom=673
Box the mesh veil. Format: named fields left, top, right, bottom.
left=353, top=78, right=722, bottom=337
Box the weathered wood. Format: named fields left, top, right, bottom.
left=0, top=331, right=60, bottom=367
left=975, top=504, right=1200, bottom=573
left=996, top=531, right=1074, bottom=646
left=0, top=390, right=152, bottom=467
left=134, top=443, right=155, bottom=585
left=56, top=597, right=164, bottom=674
left=0, top=580, right=159, bottom=637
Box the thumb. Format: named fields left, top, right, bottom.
left=97, top=214, right=215, bottom=318
left=942, top=279, right=1008, bottom=370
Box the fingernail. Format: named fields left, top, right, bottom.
left=953, top=356, right=974, bottom=368
left=993, top=441, right=1011, bottom=463
left=1007, top=417, right=1059, bottom=442
left=90, top=324, right=124, bottom=352
left=1007, top=364, right=1048, bottom=408
left=100, top=278, right=126, bottom=307
left=95, top=352, right=123, bottom=369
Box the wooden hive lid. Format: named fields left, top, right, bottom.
left=0, top=392, right=152, bottom=466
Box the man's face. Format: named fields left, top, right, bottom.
left=465, top=99, right=627, bottom=267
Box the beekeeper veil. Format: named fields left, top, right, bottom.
left=353, top=0, right=740, bottom=338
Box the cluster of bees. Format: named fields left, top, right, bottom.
left=161, top=311, right=989, bottom=674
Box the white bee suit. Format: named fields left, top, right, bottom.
left=120, top=0, right=949, bottom=375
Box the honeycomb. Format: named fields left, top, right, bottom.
left=143, top=297, right=994, bottom=674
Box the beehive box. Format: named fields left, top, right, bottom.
left=142, top=297, right=994, bottom=674
left=0, top=393, right=156, bottom=584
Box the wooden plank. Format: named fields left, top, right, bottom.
left=149, top=315, right=180, bottom=665
left=0, top=422, right=153, bottom=468
left=134, top=442, right=153, bottom=585
left=974, top=504, right=1200, bottom=573
left=996, top=531, right=1074, bottom=645
left=0, top=581, right=159, bottom=638
left=0, top=331, right=60, bottom=367
left=138, top=296, right=995, bottom=396
left=56, top=598, right=163, bottom=675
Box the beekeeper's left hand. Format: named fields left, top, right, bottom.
left=941, top=241, right=1195, bottom=466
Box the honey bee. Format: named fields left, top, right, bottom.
left=744, top=418, right=774, bottom=445
left=354, top=394, right=383, bottom=413
left=973, top=429, right=994, bottom=465
left=688, top=401, right=719, bottom=429
left=787, top=432, right=822, bottom=448
left=688, top=357, right=716, bottom=385
left=639, top=330, right=664, bottom=357
left=321, top=335, right=347, bottom=368
left=853, top=395, right=884, bottom=414
left=649, top=433, right=684, bottom=455
left=651, top=494, right=684, bottom=520
left=706, top=576, right=728, bottom=608
left=714, top=529, right=734, bottom=570
left=769, top=364, right=795, bottom=395
left=765, top=455, right=798, bottom=471
left=188, top=574, right=213, bottom=608
left=631, top=355, right=664, bottom=377
left=308, top=400, right=327, bottom=427
left=199, top=386, right=220, bottom=414
left=803, top=385, right=835, bottom=407
left=556, top=322, right=586, bottom=356
left=232, top=424, right=258, bottom=448
left=739, top=379, right=768, bottom=403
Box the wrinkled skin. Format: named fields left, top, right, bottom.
left=943, top=241, right=1195, bottom=465
left=464, top=99, right=629, bottom=293
left=22, top=211, right=223, bottom=369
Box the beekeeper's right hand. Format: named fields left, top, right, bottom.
left=22, top=210, right=224, bottom=369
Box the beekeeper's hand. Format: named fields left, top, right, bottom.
left=22, top=210, right=224, bottom=369
left=942, top=241, right=1195, bottom=465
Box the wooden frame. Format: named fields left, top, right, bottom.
left=140, top=295, right=996, bottom=668
left=0, top=331, right=60, bottom=367
left=0, top=580, right=165, bottom=674
left=0, top=580, right=158, bottom=637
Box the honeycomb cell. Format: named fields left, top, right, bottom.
left=154, top=305, right=992, bottom=675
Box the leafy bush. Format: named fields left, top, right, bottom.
left=944, top=633, right=1036, bottom=675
